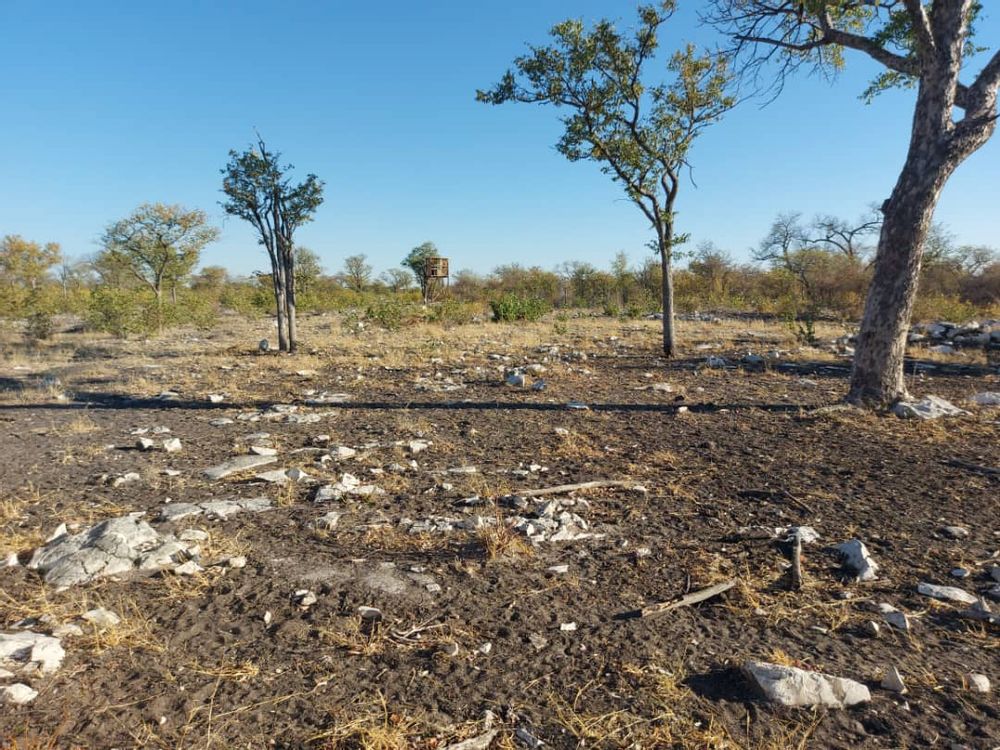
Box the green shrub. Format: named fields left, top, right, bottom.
left=427, top=300, right=481, bottom=327
left=364, top=296, right=407, bottom=330
left=86, top=288, right=156, bottom=338
left=24, top=310, right=54, bottom=341
left=490, top=293, right=550, bottom=322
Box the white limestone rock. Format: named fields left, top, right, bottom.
left=743, top=661, right=871, bottom=708
left=836, top=539, right=879, bottom=581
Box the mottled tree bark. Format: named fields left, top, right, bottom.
left=849, top=1, right=998, bottom=405
left=659, top=228, right=676, bottom=358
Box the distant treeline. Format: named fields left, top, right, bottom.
left=1, top=219, right=997, bottom=340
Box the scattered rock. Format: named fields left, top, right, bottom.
left=0, top=631, right=65, bottom=675
left=0, top=683, right=38, bottom=704
left=249, top=445, right=278, bottom=456
left=705, top=355, right=727, bottom=368
left=877, top=603, right=911, bottom=632
left=136, top=437, right=156, bottom=451
left=110, top=472, right=143, bottom=488
left=407, top=440, right=431, bottom=455
left=357, top=606, right=382, bottom=621
left=916, top=581, right=977, bottom=605
left=312, top=511, right=344, bottom=531
left=294, top=590, right=317, bottom=608
left=743, top=661, right=871, bottom=708
left=173, top=560, right=204, bottom=576
left=443, top=729, right=499, bottom=750
left=162, top=438, right=182, bottom=453
left=28, top=516, right=193, bottom=587
left=315, top=474, right=383, bottom=501
left=202, top=454, right=277, bottom=480
left=881, top=666, right=907, bottom=694
left=969, top=392, right=1000, bottom=406
left=966, top=673, right=991, bottom=693
left=941, top=525, right=970, bottom=539
left=256, top=467, right=311, bottom=484
left=528, top=633, right=548, bottom=651
left=515, top=727, right=544, bottom=749
left=81, top=608, right=120, bottom=629
left=226, top=556, right=247, bottom=569
left=892, top=396, right=967, bottom=420
left=836, top=539, right=879, bottom=581
left=51, top=623, right=83, bottom=638
left=159, top=497, right=272, bottom=522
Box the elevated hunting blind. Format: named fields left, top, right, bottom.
left=424, top=256, right=449, bottom=279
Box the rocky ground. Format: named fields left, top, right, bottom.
left=0, top=314, right=997, bottom=749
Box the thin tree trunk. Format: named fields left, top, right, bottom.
left=271, top=261, right=289, bottom=352
left=154, top=285, right=164, bottom=334
left=285, top=254, right=298, bottom=353
left=659, top=231, right=676, bottom=357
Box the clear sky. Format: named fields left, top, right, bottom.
left=1, top=1, right=997, bottom=279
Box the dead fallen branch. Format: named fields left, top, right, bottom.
left=737, top=488, right=814, bottom=515
left=945, top=458, right=1000, bottom=477
left=515, top=480, right=637, bottom=498
left=618, top=579, right=737, bottom=620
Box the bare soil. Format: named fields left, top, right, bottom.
left=1, top=315, right=997, bottom=749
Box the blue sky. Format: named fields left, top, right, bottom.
left=1, top=1, right=997, bottom=279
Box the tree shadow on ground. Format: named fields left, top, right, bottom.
left=0, top=391, right=810, bottom=415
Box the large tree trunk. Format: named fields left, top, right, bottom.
left=659, top=237, right=676, bottom=357
left=847, top=1, right=998, bottom=407
left=847, top=172, right=943, bottom=406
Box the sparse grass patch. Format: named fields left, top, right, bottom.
left=360, top=526, right=450, bottom=553
left=311, top=692, right=435, bottom=749
left=186, top=657, right=260, bottom=683
left=477, top=515, right=533, bottom=561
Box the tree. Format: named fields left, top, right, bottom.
left=294, top=248, right=324, bottom=295
left=100, top=203, right=218, bottom=327
left=707, top=1, right=1000, bottom=406
left=192, top=265, right=230, bottom=291
left=343, top=253, right=373, bottom=292
left=808, top=209, right=882, bottom=261
left=381, top=268, right=414, bottom=293
left=478, top=2, right=735, bottom=356
left=221, top=137, right=324, bottom=352
left=402, top=241, right=440, bottom=303
left=1, top=235, right=61, bottom=292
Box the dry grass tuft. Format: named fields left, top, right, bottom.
left=360, top=526, right=450, bottom=553
left=311, top=692, right=435, bottom=749
left=186, top=658, right=260, bottom=683
left=477, top=514, right=533, bottom=561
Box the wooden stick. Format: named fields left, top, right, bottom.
left=516, top=480, right=636, bottom=498
left=633, top=579, right=737, bottom=619
left=790, top=533, right=803, bottom=590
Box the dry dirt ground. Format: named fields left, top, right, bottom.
left=1, top=313, right=997, bottom=749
